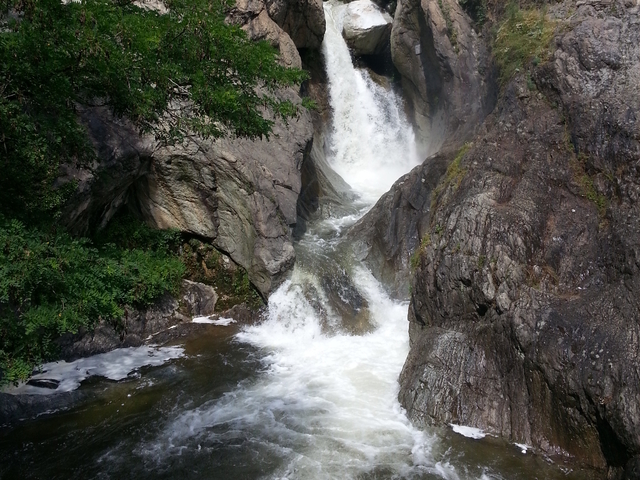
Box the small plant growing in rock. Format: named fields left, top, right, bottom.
left=410, top=234, right=432, bottom=270
left=431, top=143, right=472, bottom=214
left=493, top=4, right=556, bottom=84
left=437, top=0, right=459, bottom=53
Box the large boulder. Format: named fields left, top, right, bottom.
left=342, top=0, right=393, bottom=56
left=63, top=92, right=313, bottom=297
left=390, top=0, right=496, bottom=154
left=397, top=0, right=640, bottom=476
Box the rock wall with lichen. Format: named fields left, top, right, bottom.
left=351, top=0, right=640, bottom=477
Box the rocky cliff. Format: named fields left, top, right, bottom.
left=390, top=0, right=496, bottom=154
left=352, top=0, right=640, bottom=476
left=61, top=0, right=325, bottom=298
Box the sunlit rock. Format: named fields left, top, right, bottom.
left=342, top=0, right=392, bottom=56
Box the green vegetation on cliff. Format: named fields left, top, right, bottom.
left=493, top=4, right=556, bottom=84
left=0, top=0, right=301, bottom=383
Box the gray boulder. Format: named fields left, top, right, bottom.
left=342, top=0, right=393, bottom=56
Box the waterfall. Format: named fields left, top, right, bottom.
left=321, top=1, right=419, bottom=204
left=138, top=3, right=445, bottom=478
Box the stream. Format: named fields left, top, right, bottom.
left=0, top=3, right=590, bottom=479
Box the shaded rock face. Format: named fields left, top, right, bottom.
left=342, top=0, right=393, bottom=56
left=390, top=0, right=496, bottom=154
left=230, top=0, right=325, bottom=69
left=347, top=150, right=449, bottom=298
left=266, top=0, right=326, bottom=49
left=64, top=95, right=312, bottom=297
left=57, top=279, right=217, bottom=360
left=396, top=1, right=640, bottom=475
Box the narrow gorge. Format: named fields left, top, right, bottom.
left=1, top=0, right=639, bottom=479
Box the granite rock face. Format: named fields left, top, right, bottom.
left=266, top=0, right=326, bottom=49
left=61, top=0, right=324, bottom=297
left=64, top=96, right=313, bottom=297
left=395, top=1, right=640, bottom=475
left=390, top=0, right=496, bottom=153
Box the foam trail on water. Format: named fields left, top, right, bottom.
left=147, top=269, right=448, bottom=479
left=322, top=0, right=420, bottom=204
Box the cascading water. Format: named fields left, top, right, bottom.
left=0, top=2, right=593, bottom=479
left=322, top=1, right=419, bottom=204
left=138, top=4, right=437, bottom=477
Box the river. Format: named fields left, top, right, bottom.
left=0, top=2, right=590, bottom=479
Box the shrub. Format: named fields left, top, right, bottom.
left=0, top=216, right=185, bottom=384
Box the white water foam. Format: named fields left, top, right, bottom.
left=3, top=346, right=184, bottom=395
left=192, top=316, right=236, bottom=326
left=322, top=0, right=420, bottom=205
left=450, top=424, right=487, bottom=440
left=144, top=268, right=454, bottom=479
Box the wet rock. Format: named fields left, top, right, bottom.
left=390, top=0, right=496, bottom=153
left=0, top=391, right=90, bottom=428
left=57, top=279, right=216, bottom=360
left=342, top=0, right=393, bottom=56
left=398, top=0, right=640, bottom=472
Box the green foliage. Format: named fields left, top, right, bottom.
left=96, top=213, right=182, bottom=253
left=410, top=234, right=431, bottom=271
left=437, top=0, right=458, bottom=53
left=0, top=0, right=308, bottom=222
left=459, top=0, right=486, bottom=26
left=0, top=216, right=185, bottom=384
left=431, top=143, right=471, bottom=214
left=570, top=155, right=608, bottom=218
left=493, top=4, right=556, bottom=84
